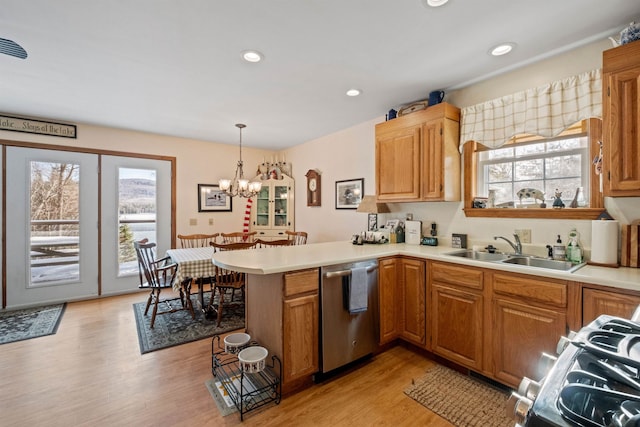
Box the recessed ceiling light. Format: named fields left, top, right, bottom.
left=242, top=50, right=263, bottom=63
left=346, top=89, right=361, bottom=97
left=490, top=43, right=516, bottom=56
left=421, top=0, right=450, bottom=7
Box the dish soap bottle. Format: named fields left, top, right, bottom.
left=553, top=235, right=566, bottom=261
left=567, top=228, right=582, bottom=264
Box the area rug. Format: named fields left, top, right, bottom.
left=0, top=303, right=66, bottom=345
left=205, top=377, right=238, bottom=417
left=404, top=364, right=513, bottom=427
left=133, top=291, right=244, bottom=354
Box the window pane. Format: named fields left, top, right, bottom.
left=30, top=162, right=80, bottom=285
left=545, top=179, right=583, bottom=204
left=118, top=168, right=157, bottom=276
left=515, top=142, right=545, bottom=156
left=546, top=154, right=581, bottom=179
left=488, top=183, right=513, bottom=206
left=486, top=146, right=513, bottom=160
left=486, top=162, right=512, bottom=182
left=515, top=159, right=543, bottom=181
left=547, top=137, right=585, bottom=152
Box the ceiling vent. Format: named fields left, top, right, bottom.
left=0, top=38, right=27, bottom=59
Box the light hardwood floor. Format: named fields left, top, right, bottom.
left=0, top=291, right=453, bottom=426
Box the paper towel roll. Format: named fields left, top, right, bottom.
left=591, top=220, right=619, bottom=265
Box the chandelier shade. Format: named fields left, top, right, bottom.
left=219, top=124, right=262, bottom=198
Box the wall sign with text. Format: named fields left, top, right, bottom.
left=0, top=114, right=77, bottom=139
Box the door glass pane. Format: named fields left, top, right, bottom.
left=30, top=161, right=80, bottom=285
left=274, top=185, right=288, bottom=226
left=118, top=167, right=157, bottom=276
left=256, top=186, right=269, bottom=226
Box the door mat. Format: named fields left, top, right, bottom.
left=205, top=378, right=238, bottom=417
left=133, top=291, right=244, bottom=354
left=0, top=303, right=66, bottom=345
left=404, top=364, right=513, bottom=427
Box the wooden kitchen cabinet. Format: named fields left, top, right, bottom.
left=490, top=271, right=568, bottom=388
left=375, top=102, right=461, bottom=202
left=377, top=257, right=426, bottom=347
left=429, top=261, right=484, bottom=370
left=282, top=269, right=319, bottom=384
left=582, top=287, right=640, bottom=325
left=399, top=257, right=426, bottom=346
left=603, top=40, right=640, bottom=196
left=378, top=257, right=400, bottom=344
left=246, top=268, right=319, bottom=394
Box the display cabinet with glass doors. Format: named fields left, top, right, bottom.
left=250, top=174, right=295, bottom=240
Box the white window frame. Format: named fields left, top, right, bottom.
left=477, top=133, right=590, bottom=207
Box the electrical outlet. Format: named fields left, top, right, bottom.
left=209, top=218, right=214, bottom=226
left=515, top=229, right=531, bottom=243
left=189, top=218, right=197, bottom=226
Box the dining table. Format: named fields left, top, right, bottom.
left=165, top=246, right=216, bottom=312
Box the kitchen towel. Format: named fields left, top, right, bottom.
left=348, top=267, right=368, bottom=314
left=591, top=219, right=619, bottom=265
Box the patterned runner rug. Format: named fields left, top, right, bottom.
left=404, top=364, right=513, bottom=427
left=0, top=303, right=66, bottom=345
left=133, top=291, right=245, bottom=354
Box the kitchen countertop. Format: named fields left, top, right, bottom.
left=211, top=241, right=640, bottom=292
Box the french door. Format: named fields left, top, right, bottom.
left=6, top=147, right=99, bottom=307
left=100, top=155, right=172, bottom=295
left=4, top=147, right=172, bottom=308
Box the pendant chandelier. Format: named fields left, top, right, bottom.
left=219, top=123, right=262, bottom=198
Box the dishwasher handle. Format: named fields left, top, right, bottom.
left=323, top=265, right=377, bottom=279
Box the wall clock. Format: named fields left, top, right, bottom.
left=305, top=169, right=321, bottom=206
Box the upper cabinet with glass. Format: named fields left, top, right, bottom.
left=250, top=174, right=295, bottom=240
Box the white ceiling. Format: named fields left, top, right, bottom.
left=1, top=1, right=639, bottom=150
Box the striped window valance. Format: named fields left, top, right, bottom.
left=459, top=69, right=602, bottom=152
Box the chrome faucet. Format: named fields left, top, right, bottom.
left=494, top=234, right=522, bottom=255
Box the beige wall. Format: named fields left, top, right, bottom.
left=2, top=37, right=639, bottom=253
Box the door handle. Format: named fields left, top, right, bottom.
left=323, top=265, right=377, bottom=279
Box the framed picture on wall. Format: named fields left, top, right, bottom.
left=198, top=184, right=232, bottom=212
left=335, top=178, right=363, bottom=209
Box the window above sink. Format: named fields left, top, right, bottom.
left=462, top=119, right=604, bottom=220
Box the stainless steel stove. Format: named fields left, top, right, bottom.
left=508, top=314, right=640, bottom=427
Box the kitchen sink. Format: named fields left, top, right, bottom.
left=500, top=256, right=585, bottom=272
left=444, top=250, right=509, bottom=261
left=444, top=250, right=585, bottom=273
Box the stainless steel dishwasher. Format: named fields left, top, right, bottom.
left=320, top=259, right=378, bottom=375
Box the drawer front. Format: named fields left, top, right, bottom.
left=284, top=268, right=319, bottom=297
left=431, top=261, right=483, bottom=290
left=492, top=272, right=567, bottom=307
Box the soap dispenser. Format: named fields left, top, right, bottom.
left=567, top=228, right=582, bottom=264
left=553, top=235, right=566, bottom=261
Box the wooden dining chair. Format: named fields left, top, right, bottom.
left=285, top=230, right=308, bottom=245
left=220, top=231, right=257, bottom=243
left=134, top=240, right=194, bottom=328
left=209, top=241, right=257, bottom=326
left=177, top=233, right=219, bottom=248
left=255, top=238, right=293, bottom=248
